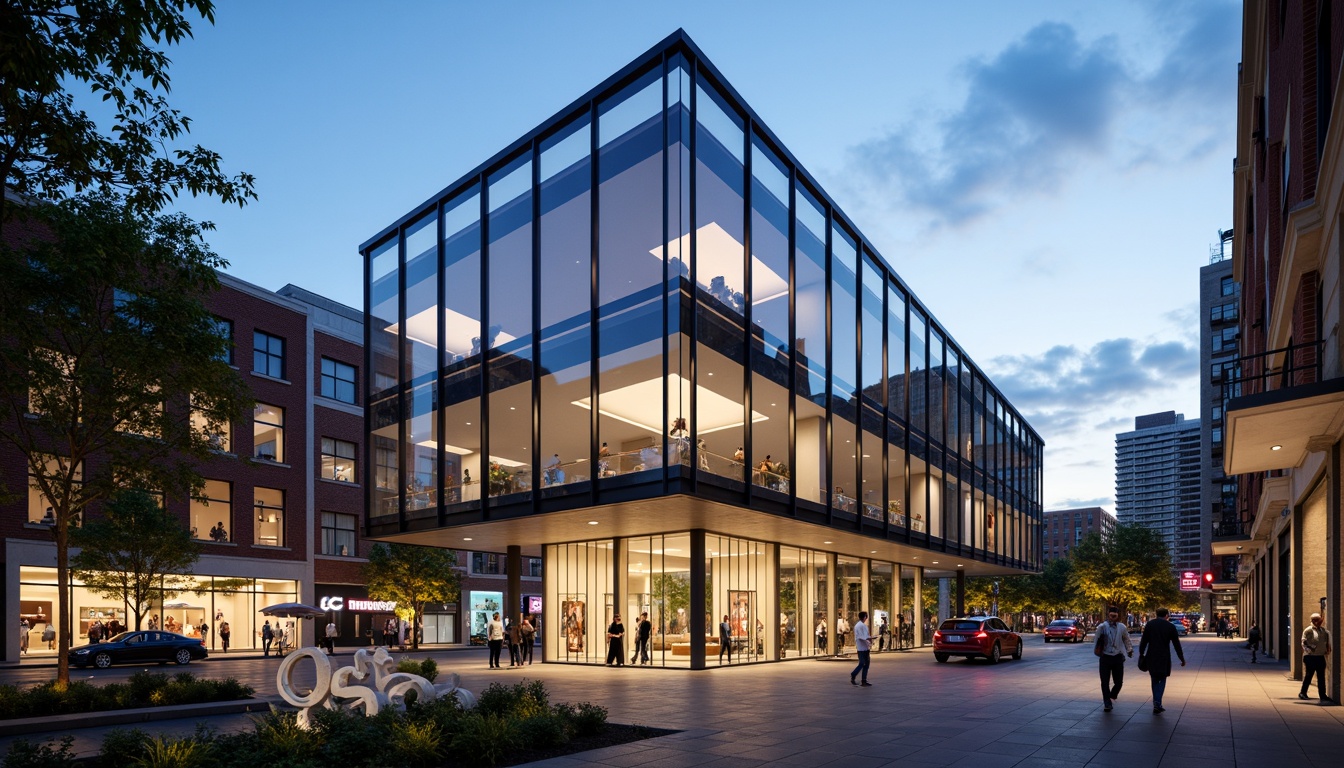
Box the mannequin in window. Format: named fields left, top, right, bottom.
left=40, top=507, right=54, bottom=525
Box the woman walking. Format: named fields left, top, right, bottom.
left=1139, top=607, right=1186, bottom=714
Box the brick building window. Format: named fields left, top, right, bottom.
left=321, top=358, right=357, bottom=404
left=254, top=403, right=285, bottom=462
left=190, top=480, right=232, bottom=542
left=253, top=331, right=285, bottom=379
left=212, top=317, right=234, bottom=365
left=321, top=438, right=358, bottom=483
left=28, top=455, right=82, bottom=524
left=322, top=512, right=356, bottom=556
left=254, top=487, right=285, bottom=547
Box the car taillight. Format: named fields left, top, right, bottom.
left=933, top=631, right=942, bottom=640
left=976, top=631, right=988, bottom=639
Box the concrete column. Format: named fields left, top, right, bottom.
left=956, top=570, right=965, bottom=617
left=507, top=545, right=522, bottom=627
left=689, top=529, right=706, bottom=670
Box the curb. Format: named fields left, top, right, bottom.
left=0, top=698, right=277, bottom=738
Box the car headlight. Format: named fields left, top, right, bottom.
left=73, top=649, right=90, bottom=655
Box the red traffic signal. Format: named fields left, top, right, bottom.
left=1203, top=571, right=1215, bottom=584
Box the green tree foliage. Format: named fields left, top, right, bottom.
left=71, top=489, right=202, bottom=631
left=0, top=0, right=255, bottom=239
left=1068, top=524, right=1182, bottom=617
left=363, top=544, right=462, bottom=650
left=0, top=193, right=250, bottom=686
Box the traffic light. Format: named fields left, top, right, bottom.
left=1203, top=571, right=1215, bottom=585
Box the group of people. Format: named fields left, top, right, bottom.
left=485, top=612, right=537, bottom=669
left=260, top=620, right=291, bottom=656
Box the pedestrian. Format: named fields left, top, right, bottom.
left=261, top=620, right=273, bottom=656
left=1094, top=606, right=1133, bottom=712
left=1299, top=612, right=1332, bottom=702
left=1218, top=615, right=1229, bottom=639
left=507, top=618, right=522, bottom=667
left=19, top=618, right=29, bottom=655
left=1138, top=607, right=1186, bottom=714
left=88, top=620, right=103, bottom=644
left=520, top=614, right=536, bottom=664
left=41, top=623, right=55, bottom=649
left=199, top=620, right=210, bottom=649
left=836, top=615, right=850, bottom=651
left=324, top=618, right=338, bottom=655
left=815, top=618, right=827, bottom=654
left=219, top=621, right=231, bottom=653
left=718, top=614, right=732, bottom=664
left=877, top=615, right=889, bottom=652
left=850, top=610, right=872, bottom=686
left=487, top=612, right=504, bottom=669
left=605, top=613, right=626, bottom=666
left=1247, top=621, right=1262, bottom=663
left=634, top=612, right=652, bottom=664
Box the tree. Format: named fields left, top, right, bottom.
left=70, top=489, right=201, bottom=631
left=1069, top=524, right=1183, bottom=618
left=0, top=193, right=250, bottom=686
left=363, top=544, right=461, bottom=651
left=0, top=0, right=255, bottom=239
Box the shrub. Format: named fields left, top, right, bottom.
left=475, top=679, right=549, bottom=720
left=388, top=719, right=445, bottom=768
left=517, top=712, right=570, bottom=749
left=556, top=701, right=608, bottom=737
left=450, top=713, right=518, bottom=768
left=252, top=710, right=321, bottom=762
left=394, top=657, right=438, bottom=683
left=2, top=737, right=76, bottom=767
left=99, top=729, right=151, bottom=764
left=133, top=735, right=212, bottom=768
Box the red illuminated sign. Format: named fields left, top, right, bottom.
left=1179, top=571, right=1200, bottom=591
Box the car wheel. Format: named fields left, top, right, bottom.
left=1012, top=640, right=1023, bottom=660
left=987, top=643, right=1001, bottom=664
left=93, top=652, right=113, bottom=669
left=934, top=652, right=950, bottom=663
left=175, top=648, right=192, bottom=665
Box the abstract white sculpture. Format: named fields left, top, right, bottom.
left=276, top=646, right=477, bottom=728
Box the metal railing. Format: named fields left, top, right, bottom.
left=1212, top=519, right=1247, bottom=538
left=1218, top=339, right=1324, bottom=402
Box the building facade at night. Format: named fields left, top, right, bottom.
left=1115, top=411, right=1202, bottom=579
left=1042, top=507, right=1115, bottom=563
left=362, top=31, right=1044, bottom=668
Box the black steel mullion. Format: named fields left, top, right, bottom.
left=397, top=225, right=408, bottom=531
left=531, top=139, right=541, bottom=513
left=786, top=166, right=797, bottom=514
left=903, top=297, right=912, bottom=545
left=361, top=245, right=372, bottom=538
left=689, top=62, right=699, bottom=490
left=661, top=51, right=670, bottom=496
left=436, top=198, right=447, bottom=528
left=589, top=100, right=600, bottom=506
left=479, top=178, right=490, bottom=519
left=742, top=118, right=753, bottom=501
left=881, top=272, right=889, bottom=537
left=823, top=207, right=833, bottom=523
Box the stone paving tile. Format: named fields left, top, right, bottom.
left=978, top=740, right=1039, bottom=757
left=1032, top=745, right=1102, bottom=762
left=947, top=751, right=1023, bottom=768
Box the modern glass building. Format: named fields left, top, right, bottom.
left=362, top=30, right=1043, bottom=668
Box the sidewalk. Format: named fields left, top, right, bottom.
left=2, top=635, right=1340, bottom=766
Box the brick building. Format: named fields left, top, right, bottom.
left=1041, top=507, right=1115, bottom=562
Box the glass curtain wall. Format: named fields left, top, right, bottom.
left=595, top=69, right=666, bottom=480
left=908, top=309, right=929, bottom=535
left=794, top=188, right=827, bottom=508
left=693, top=81, right=748, bottom=484
left=870, top=561, right=893, bottom=650
left=368, top=238, right=399, bottom=523
left=403, top=212, right=438, bottom=521
left=859, top=253, right=885, bottom=523
left=830, top=226, right=859, bottom=519
left=887, top=284, right=909, bottom=530
left=623, top=533, right=692, bottom=667
left=546, top=540, right=614, bottom=665
left=538, top=116, right=593, bottom=494
left=749, top=137, right=791, bottom=496
left=834, top=556, right=863, bottom=651
left=441, top=192, right=483, bottom=508
left=705, top=533, right=771, bottom=664
left=487, top=156, right=534, bottom=502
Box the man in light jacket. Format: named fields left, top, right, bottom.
left=1094, top=606, right=1133, bottom=712
left=1299, top=612, right=1332, bottom=702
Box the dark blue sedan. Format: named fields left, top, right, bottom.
left=68, top=631, right=208, bottom=669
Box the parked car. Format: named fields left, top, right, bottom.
left=1043, top=618, right=1087, bottom=643
left=1170, top=618, right=1189, bottom=636
left=68, top=631, right=207, bottom=669
left=933, top=616, right=1023, bottom=664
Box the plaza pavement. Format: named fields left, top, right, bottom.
left=1, top=634, right=1340, bottom=767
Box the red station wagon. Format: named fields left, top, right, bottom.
left=1043, top=618, right=1087, bottom=643
left=933, top=616, right=1023, bottom=664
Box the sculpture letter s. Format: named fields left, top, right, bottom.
left=276, top=646, right=476, bottom=728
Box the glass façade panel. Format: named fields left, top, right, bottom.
left=595, top=69, right=665, bottom=480
left=403, top=210, right=438, bottom=387
left=749, top=137, right=790, bottom=494
left=367, top=237, right=399, bottom=401
left=402, top=381, right=437, bottom=519
left=793, top=186, right=827, bottom=506
left=830, top=224, right=858, bottom=517
left=859, top=254, right=885, bottom=522
left=539, top=116, right=592, bottom=493
left=487, top=154, right=534, bottom=502
left=441, top=191, right=483, bottom=508
left=694, top=80, right=747, bottom=482
left=666, top=55, right=692, bottom=456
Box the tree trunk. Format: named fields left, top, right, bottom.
left=55, top=521, right=71, bottom=688
left=411, top=601, right=420, bottom=650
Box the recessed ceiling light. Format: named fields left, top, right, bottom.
left=463, top=537, right=473, bottom=541
left=510, top=406, right=516, bottom=410
left=1271, top=445, right=1282, bottom=451
left=823, top=540, right=832, bottom=544
left=870, top=550, right=877, bottom=554
left=466, top=422, right=472, bottom=426
left=931, top=561, right=939, bottom=564
left=587, top=521, right=599, bottom=525
left=957, top=564, right=964, bottom=568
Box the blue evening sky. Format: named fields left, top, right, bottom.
left=159, top=0, right=1239, bottom=511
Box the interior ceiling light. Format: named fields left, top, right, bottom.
left=573, top=374, right=765, bottom=435
left=587, top=521, right=599, bottom=525
left=823, top=541, right=832, bottom=545
left=462, top=537, right=473, bottom=541
left=650, top=222, right=789, bottom=306
left=1271, top=445, right=1282, bottom=451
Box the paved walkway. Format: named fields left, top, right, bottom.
left=2, top=635, right=1339, bottom=766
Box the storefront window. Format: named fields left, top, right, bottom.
left=705, top=533, right=771, bottom=664
left=546, top=540, right=614, bottom=664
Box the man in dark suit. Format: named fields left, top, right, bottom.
left=1139, top=607, right=1186, bottom=714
